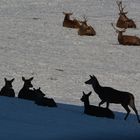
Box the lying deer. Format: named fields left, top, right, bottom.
left=116, top=1, right=136, bottom=29
left=18, top=77, right=35, bottom=100
left=111, top=23, right=140, bottom=45
left=81, top=91, right=114, bottom=119
left=0, top=78, right=15, bottom=97
left=63, top=12, right=81, bottom=28
left=85, top=75, right=140, bottom=123
left=34, top=87, right=57, bottom=107
left=78, top=17, right=96, bottom=36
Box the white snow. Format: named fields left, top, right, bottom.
left=0, top=0, right=140, bottom=139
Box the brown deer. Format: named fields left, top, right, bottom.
left=63, top=12, right=81, bottom=28
left=111, top=23, right=140, bottom=45
left=85, top=75, right=140, bottom=123
left=116, top=1, right=136, bottom=29
left=78, top=16, right=96, bottom=36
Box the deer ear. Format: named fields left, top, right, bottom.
left=124, top=11, right=128, bottom=15
left=4, top=78, right=7, bottom=82
left=11, top=78, right=15, bottom=82
left=90, top=75, right=92, bottom=78
left=22, top=77, right=25, bottom=81
left=29, top=77, right=34, bottom=81
left=83, top=91, right=85, bottom=95
left=88, top=91, right=92, bottom=96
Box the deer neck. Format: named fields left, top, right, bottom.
left=64, top=15, right=70, bottom=21
left=118, top=32, right=123, bottom=43
left=91, top=79, right=102, bottom=94
left=22, top=85, right=30, bottom=91
left=84, top=100, right=90, bottom=109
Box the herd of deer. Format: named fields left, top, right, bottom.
left=63, top=1, right=140, bottom=46
left=83, top=75, right=140, bottom=123
left=0, top=1, right=139, bottom=123
left=0, top=77, right=57, bottom=107
left=0, top=75, right=139, bottom=123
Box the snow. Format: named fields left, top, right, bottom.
left=0, top=0, right=140, bottom=139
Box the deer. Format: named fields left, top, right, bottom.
left=0, top=78, right=15, bottom=97
left=34, top=87, right=57, bottom=107
left=78, top=16, right=96, bottom=36
left=85, top=75, right=140, bottom=123
left=63, top=12, right=81, bottom=28
left=18, top=77, right=36, bottom=100
left=111, top=23, right=140, bottom=45
left=81, top=91, right=115, bottom=119
left=116, top=1, right=136, bottom=29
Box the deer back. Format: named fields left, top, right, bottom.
left=119, top=34, right=140, bottom=45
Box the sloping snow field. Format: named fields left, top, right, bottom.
left=0, top=0, right=140, bottom=139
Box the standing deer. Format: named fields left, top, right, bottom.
left=85, top=75, right=140, bottom=123
left=0, top=78, right=15, bottom=97
left=111, top=23, right=140, bottom=45
left=81, top=91, right=115, bottom=119
left=63, top=12, right=81, bottom=28
left=116, top=1, right=136, bottom=29
left=78, top=16, right=96, bottom=36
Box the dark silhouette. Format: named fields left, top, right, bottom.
left=18, top=77, right=35, bottom=100
left=85, top=75, right=140, bottom=123
left=78, top=16, right=96, bottom=36
left=63, top=12, right=81, bottom=28
left=111, top=23, right=140, bottom=45
left=116, top=1, right=136, bottom=29
left=81, top=91, right=114, bottom=119
left=0, top=78, right=15, bottom=97
left=34, top=87, right=57, bottom=107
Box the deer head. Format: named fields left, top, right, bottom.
left=63, top=12, right=73, bottom=20
left=22, top=77, right=34, bottom=88
left=116, top=1, right=136, bottom=28
left=4, top=78, right=15, bottom=88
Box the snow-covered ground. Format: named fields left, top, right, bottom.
left=0, top=0, right=140, bottom=139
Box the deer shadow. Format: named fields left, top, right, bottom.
left=58, top=102, right=138, bottom=123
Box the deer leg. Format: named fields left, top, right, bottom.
left=129, top=101, right=140, bottom=123
left=99, top=100, right=105, bottom=107
left=121, top=104, right=130, bottom=120
left=106, top=102, right=110, bottom=108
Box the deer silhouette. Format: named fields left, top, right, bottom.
left=0, top=78, right=15, bottom=97
left=63, top=12, right=81, bottom=28
left=18, top=77, right=35, bottom=100
left=111, top=23, right=140, bottom=45
left=85, top=75, right=140, bottom=123
left=34, top=87, right=57, bottom=107
left=81, top=91, right=114, bottom=119
left=116, top=1, right=136, bottom=29
left=78, top=16, right=96, bottom=36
